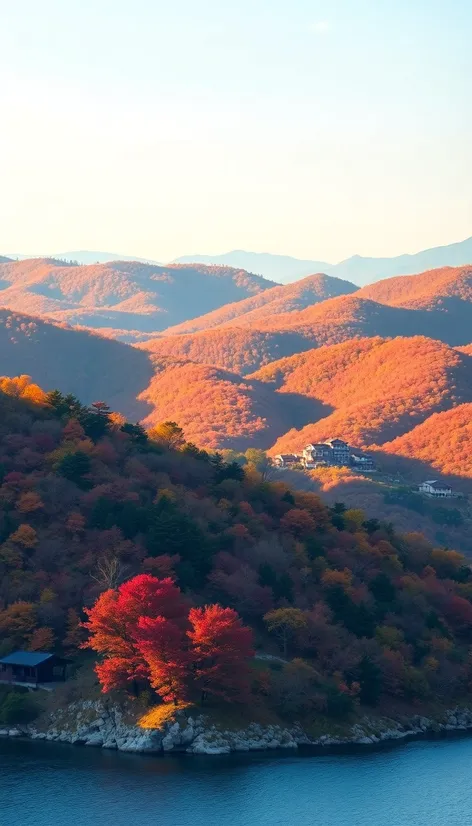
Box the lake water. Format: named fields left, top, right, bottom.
left=2, top=736, right=472, bottom=826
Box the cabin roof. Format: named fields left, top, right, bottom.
left=0, top=650, right=55, bottom=667
left=423, top=480, right=452, bottom=490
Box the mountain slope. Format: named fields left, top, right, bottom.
left=0, top=309, right=153, bottom=419
left=252, top=337, right=472, bottom=452
left=359, top=265, right=472, bottom=309
left=137, top=359, right=294, bottom=448
left=139, top=328, right=315, bottom=375
left=380, top=404, right=472, bottom=483
left=3, top=382, right=472, bottom=716
left=164, top=273, right=357, bottom=335
left=0, top=258, right=276, bottom=335
left=140, top=287, right=472, bottom=377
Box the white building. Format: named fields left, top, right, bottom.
left=303, top=439, right=351, bottom=468
left=418, top=480, right=453, bottom=498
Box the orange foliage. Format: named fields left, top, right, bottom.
left=360, top=265, right=472, bottom=310
left=17, top=491, right=43, bottom=513
left=139, top=360, right=286, bottom=449
left=255, top=336, right=472, bottom=452
left=10, top=524, right=38, bottom=547
left=164, top=273, right=357, bottom=335
left=0, top=258, right=272, bottom=335
left=0, top=375, right=47, bottom=404
left=381, top=404, right=472, bottom=480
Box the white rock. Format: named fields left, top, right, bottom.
left=162, top=734, right=176, bottom=752
left=85, top=733, right=104, bottom=747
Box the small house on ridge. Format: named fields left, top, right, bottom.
left=418, top=480, right=453, bottom=498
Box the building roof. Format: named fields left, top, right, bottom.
left=422, top=480, right=452, bottom=490
left=0, top=651, right=54, bottom=667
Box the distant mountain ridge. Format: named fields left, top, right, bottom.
left=172, top=250, right=330, bottom=284
left=6, top=233, right=472, bottom=286
left=5, top=251, right=161, bottom=265
left=173, top=235, right=472, bottom=286
left=330, top=237, right=472, bottom=286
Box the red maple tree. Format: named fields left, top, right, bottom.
left=82, top=575, right=188, bottom=692
left=136, top=616, right=191, bottom=703
left=188, top=604, right=254, bottom=704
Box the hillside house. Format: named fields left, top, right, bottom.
left=303, top=443, right=332, bottom=465
left=418, top=480, right=453, bottom=498
left=0, top=651, right=67, bottom=688
left=274, top=454, right=300, bottom=468
left=303, top=439, right=351, bottom=468
left=326, top=438, right=351, bottom=466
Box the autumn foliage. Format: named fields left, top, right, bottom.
left=82, top=575, right=253, bottom=704
left=188, top=605, right=254, bottom=702
left=1, top=378, right=472, bottom=718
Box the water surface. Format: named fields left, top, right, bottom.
left=2, top=736, right=472, bottom=826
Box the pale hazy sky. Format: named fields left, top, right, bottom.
left=1, top=0, right=471, bottom=263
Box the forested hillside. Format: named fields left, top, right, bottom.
left=0, top=310, right=153, bottom=419
left=0, top=258, right=275, bottom=336
left=255, top=337, right=472, bottom=452
left=1, top=264, right=472, bottom=502
left=164, top=274, right=358, bottom=335
left=2, top=380, right=472, bottom=716
left=359, top=266, right=472, bottom=309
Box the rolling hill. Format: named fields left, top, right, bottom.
left=5, top=251, right=161, bottom=265
left=0, top=309, right=153, bottom=420
left=142, top=282, right=472, bottom=378
left=139, top=328, right=315, bottom=376
left=359, top=265, right=472, bottom=309
left=380, top=404, right=472, bottom=482
left=0, top=258, right=275, bottom=335
left=1, top=260, right=472, bottom=499
left=252, top=337, right=472, bottom=453
left=137, top=359, right=292, bottom=448
left=164, top=273, right=358, bottom=335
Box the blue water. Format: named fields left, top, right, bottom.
left=2, top=736, right=472, bottom=826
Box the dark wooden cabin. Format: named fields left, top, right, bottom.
left=0, top=651, right=67, bottom=687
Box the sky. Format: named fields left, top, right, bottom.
left=1, top=0, right=471, bottom=263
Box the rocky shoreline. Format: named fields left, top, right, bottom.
left=2, top=701, right=472, bottom=755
